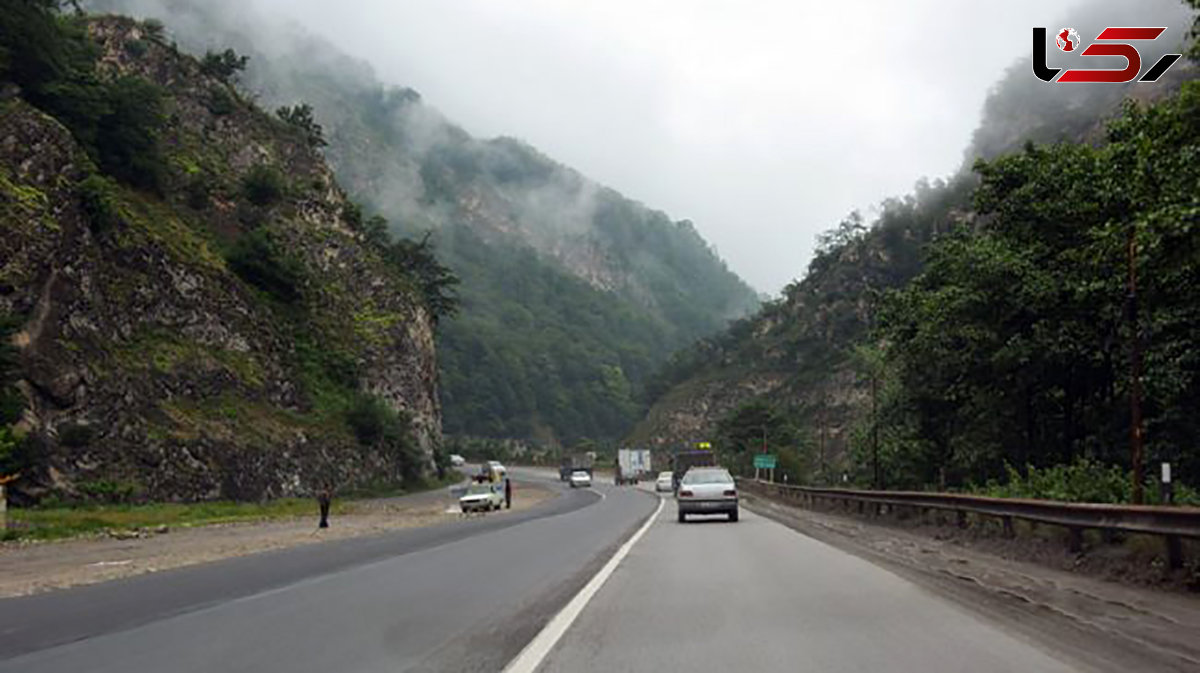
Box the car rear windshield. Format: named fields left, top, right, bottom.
left=467, top=485, right=492, bottom=495
left=682, top=469, right=732, bottom=485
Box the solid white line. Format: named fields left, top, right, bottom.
left=502, top=494, right=665, bottom=673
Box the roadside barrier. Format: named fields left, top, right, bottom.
left=738, top=478, right=1200, bottom=569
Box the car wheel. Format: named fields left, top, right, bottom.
left=677, top=511, right=686, bottom=523
left=729, top=509, right=739, bottom=522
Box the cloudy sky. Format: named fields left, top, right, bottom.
left=251, top=0, right=1164, bottom=293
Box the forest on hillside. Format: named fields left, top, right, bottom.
left=651, top=1, right=1200, bottom=504
left=83, top=0, right=760, bottom=447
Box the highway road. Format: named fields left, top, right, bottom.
left=529, top=496, right=1081, bottom=673
left=1, top=473, right=1092, bottom=673
left=0, top=469, right=656, bottom=673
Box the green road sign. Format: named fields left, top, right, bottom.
left=753, top=454, right=777, bottom=469
left=697, top=442, right=711, bottom=449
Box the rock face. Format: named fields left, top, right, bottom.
left=0, top=18, right=440, bottom=500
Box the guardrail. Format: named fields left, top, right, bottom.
left=737, top=478, right=1200, bottom=569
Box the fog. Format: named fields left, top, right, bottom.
left=171, top=1, right=1200, bottom=292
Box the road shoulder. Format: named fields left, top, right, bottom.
left=743, top=493, right=1200, bottom=673
left=0, top=480, right=555, bottom=598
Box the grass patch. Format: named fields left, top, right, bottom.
left=3, top=498, right=346, bottom=542
left=2, top=473, right=462, bottom=542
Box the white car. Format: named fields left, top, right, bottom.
left=676, top=467, right=738, bottom=522
left=655, top=471, right=674, bottom=492
left=459, top=483, right=504, bottom=512
left=569, top=470, right=592, bottom=488
left=449, top=454, right=465, bottom=467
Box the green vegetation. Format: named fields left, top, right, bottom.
left=0, top=2, right=167, bottom=192
left=276, top=102, right=325, bottom=148
left=77, top=173, right=123, bottom=233
left=438, top=225, right=674, bottom=442
left=713, top=401, right=809, bottom=483
left=224, top=227, right=305, bottom=303
left=99, top=0, right=759, bottom=444
left=199, top=47, right=247, bottom=82
left=240, top=163, right=286, bottom=206
left=874, top=83, right=1200, bottom=498
left=3, top=497, right=345, bottom=541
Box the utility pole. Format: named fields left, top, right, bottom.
left=871, top=368, right=880, bottom=490
left=1128, top=227, right=1144, bottom=505
left=818, top=397, right=827, bottom=486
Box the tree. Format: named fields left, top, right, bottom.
left=384, top=233, right=460, bottom=324
left=200, top=48, right=248, bottom=82
left=876, top=82, right=1200, bottom=495
left=276, top=103, right=326, bottom=148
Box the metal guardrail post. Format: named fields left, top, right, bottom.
left=735, top=477, right=1198, bottom=568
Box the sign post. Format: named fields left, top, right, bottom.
left=1161, top=462, right=1173, bottom=505
left=753, top=454, right=777, bottom=482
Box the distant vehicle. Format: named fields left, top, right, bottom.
left=560, top=453, right=594, bottom=481
left=655, top=471, right=674, bottom=492
left=459, top=483, right=504, bottom=512
left=569, top=470, right=592, bottom=488
left=676, top=467, right=738, bottom=522
left=449, top=454, right=465, bottom=467
left=671, top=450, right=716, bottom=491
left=616, top=448, right=651, bottom=485
left=480, top=462, right=506, bottom=483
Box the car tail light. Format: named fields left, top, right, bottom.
left=679, top=490, right=693, bottom=497
left=724, top=489, right=737, bottom=497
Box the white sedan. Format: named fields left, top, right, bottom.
left=569, top=470, right=592, bottom=488
left=459, top=483, right=504, bottom=512
left=655, top=471, right=674, bottom=492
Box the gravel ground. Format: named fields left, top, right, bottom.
left=0, top=480, right=556, bottom=598
left=744, top=493, right=1200, bottom=673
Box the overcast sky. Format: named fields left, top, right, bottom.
left=252, top=0, right=1148, bottom=293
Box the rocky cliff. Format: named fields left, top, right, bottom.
left=0, top=16, right=440, bottom=501
left=83, top=0, right=760, bottom=445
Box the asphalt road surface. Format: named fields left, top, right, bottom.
left=2, top=475, right=1092, bottom=673
left=533, top=498, right=1080, bottom=673
left=0, top=469, right=657, bottom=673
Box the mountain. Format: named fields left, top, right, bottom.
left=630, top=0, right=1198, bottom=486
left=87, top=0, right=760, bottom=445
left=1, top=7, right=443, bottom=501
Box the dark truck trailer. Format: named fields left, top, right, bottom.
left=559, top=453, right=595, bottom=481
left=671, top=450, right=716, bottom=490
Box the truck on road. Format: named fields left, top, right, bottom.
left=671, top=449, right=716, bottom=491
left=616, top=448, right=651, bottom=485
left=559, top=453, right=595, bottom=481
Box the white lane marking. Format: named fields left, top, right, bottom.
left=503, top=494, right=665, bottom=673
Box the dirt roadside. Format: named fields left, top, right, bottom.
left=0, top=480, right=556, bottom=598
left=744, top=494, right=1200, bottom=673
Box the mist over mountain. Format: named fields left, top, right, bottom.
left=86, top=0, right=759, bottom=445
left=632, top=0, right=1199, bottom=489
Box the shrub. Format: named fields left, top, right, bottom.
left=77, top=480, right=138, bottom=504
left=225, top=228, right=305, bottom=303
left=276, top=103, right=326, bottom=148
left=77, top=174, right=123, bottom=233
left=199, top=48, right=248, bottom=82
left=142, top=19, right=165, bottom=40
left=241, top=164, right=285, bottom=206
left=344, top=394, right=422, bottom=481
left=206, top=86, right=236, bottom=116
left=184, top=173, right=212, bottom=210
left=94, top=76, right=167, bottom=192
left=124, top=39, right=147, bottom=58
left=982, top=458, right=1132, bottom=504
